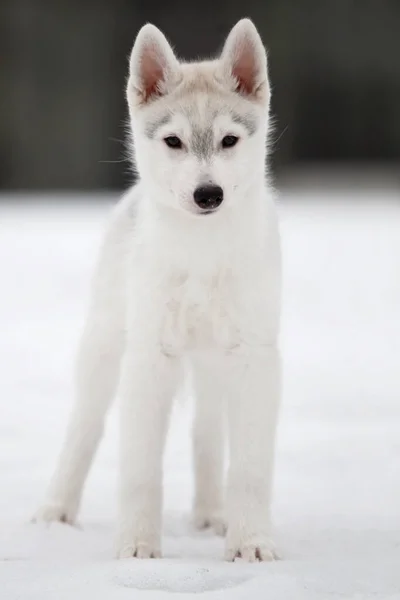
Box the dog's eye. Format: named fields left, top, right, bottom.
left=221, top=135, right=239, bottom=149
left=164, top=136, right=182, bottom=149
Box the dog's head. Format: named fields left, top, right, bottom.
left=127, top=19, right=271, bottom=217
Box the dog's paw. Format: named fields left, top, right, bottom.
left=32, top=502, right=77, bottom=526
left=116, top=528, right=161, bottom=559
left=225, top=532, right=279, bottom=562
left=193, top=509, right=227, bottom=537
left=117, top=539, right=161, bottom=559
left=117, top=543, right=161, bottom=559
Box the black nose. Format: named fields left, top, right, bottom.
left=193, top=185, right=224, bottom=211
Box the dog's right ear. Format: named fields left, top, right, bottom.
left=128, top=24, right=180, bottom=106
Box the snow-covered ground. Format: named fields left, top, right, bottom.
left=0, top=188, right=399, bottom=599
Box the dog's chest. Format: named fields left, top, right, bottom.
left=159, top=269, right=241, bottom=355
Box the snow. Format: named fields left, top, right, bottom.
left=0, top=188, right=399, bottom=599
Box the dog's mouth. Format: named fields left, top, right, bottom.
left=187, top=205, right=222, bottom=218
left=198, top=208, right=219, bottom=216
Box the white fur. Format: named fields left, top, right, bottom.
left=34, top=19, right=282, bottom=563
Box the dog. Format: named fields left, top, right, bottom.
left=34, top=18, right=282, bottom=563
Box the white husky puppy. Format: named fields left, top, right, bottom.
left=34, top=18, right=281, bottom=562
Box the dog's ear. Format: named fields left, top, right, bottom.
left=219, top=19, right=269, bottom=104
left=128, top=24, right=180, bottom=105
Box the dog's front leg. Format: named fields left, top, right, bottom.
left=116, top=333, right=181, bottom=559
left=224, top=345, right=281, bottom=562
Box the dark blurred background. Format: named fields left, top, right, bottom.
left=1, top=0, right=400, bottom=191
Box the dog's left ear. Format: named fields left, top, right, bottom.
left=219, top=19, right=269, bottom=104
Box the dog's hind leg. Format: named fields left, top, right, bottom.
left=191, top=356, right=226, bottom=536
left=34, top=201, right=131, bottom=526
left=34, top=316, right=124, bottom=525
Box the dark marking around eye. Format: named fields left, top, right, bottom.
left=231, top=112, right=257, bottom=136
left=145, top=113, right=172, bottom=139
